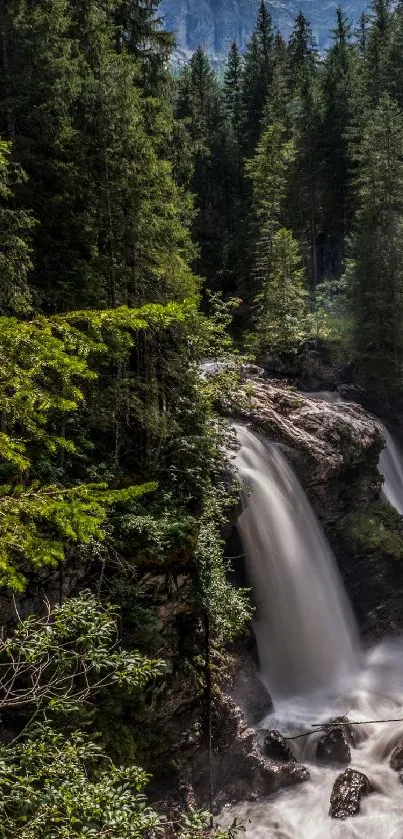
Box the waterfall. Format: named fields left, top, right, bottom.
left=379, top=428, right=403, bottom=515
left=233, top=424, right=359, bottom=698
left=223, top=420, right=403, bottom=838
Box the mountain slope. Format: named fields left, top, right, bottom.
left=161, top=0, right=368, bottom=62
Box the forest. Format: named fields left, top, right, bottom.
left=0, top=0, right=402, bottom=836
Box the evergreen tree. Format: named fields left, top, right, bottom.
left=348, top=96, right=403, bottom=398
left=288, top=11, right=318, bottom=91
left=0, top=139, right=33, bottom=313
left=0, top=0, right=196, bottom=311
left=241, top=1, right=274, bottom=155
left=320, top=7, right=356, bottom=270
left=224, top=42, right=243, bottom=144
left=177, top=47, right=236, bottom=290
left=386, top=1, right=403, bottom=108
left=245, top=121, right=308, bottom=351
left=365, top=0, right=392, bottom=104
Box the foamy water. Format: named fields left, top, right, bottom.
left=221, top=642, right=403, bottom=838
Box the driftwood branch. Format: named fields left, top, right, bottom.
left=284, top=715, right=403, bottom=741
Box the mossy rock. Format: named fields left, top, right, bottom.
left=334, top=502, right=403, bottom=637
left=338, top=502, right=403, bottom=561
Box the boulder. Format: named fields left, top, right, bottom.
left=317, top=717, right=355, bottom=764
left=263, top=730, right=297, bottom=764
left=191, top=695, right=309, bottom=812
left=231, top=660, right=273, bottom=725
left=390, top=740, right=403, bottom=772
left=329, top=768, right=372, bottom=819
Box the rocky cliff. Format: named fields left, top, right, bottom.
left=162, top=0, right=368, bottom=64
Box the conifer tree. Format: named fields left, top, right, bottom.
left=245, top=121, right=308, bottom=352
left=320, top=7, right=356, bottom=266
left=288, top=11, right=318, bottom=91
left=0, top=0, right=196, bottom=311
left=365, top=0, right=392, bottom=104
left=347, top=96, right=403, bottom=397
left=224, top=42, right=243, bottom=144
left=286, top=14, right=322, bottom=289
left=177, top=47, right=235, bottom=289
left=240, top=1, right=274, bottom=156
left=0, top=139, right=33, bottom=314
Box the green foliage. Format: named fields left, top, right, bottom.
left=0, top=481, right=155, bottom=591
left=0, top=725, right=162, bottom=839
left=195, top=485, right=252, bottom=645
left=0, top=591, right=164, bottom=714
left=337, top=502, right=403, bottom=560
left=347, top=96, right=403, bottom=397
left=0, top=140, right=34, bottom=314
left=248, top=228, right=309, bottom=355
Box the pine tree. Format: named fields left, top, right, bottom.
left=320, top=7, right=356, bottom=267
left=288, top=11, right=318, bottom=91
left=365, top=0, right=392, bottom=104
left=241, top=1, right=274, bottom=156
left=176, top=47, right=236, bottom=289
left=245, top=121, right=308, bottom=352
left=224, top=42, right=243, bottom=144
left=348, top=96, right=403, bottom=398
left=0, top=139, right=33, bottom=314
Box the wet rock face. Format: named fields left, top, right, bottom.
left=317, top=718, right=355, bottom=764
left=390, top=740, right=403, bottom=772
left=231, top=663, right=273, bottom=725
left=191, top=696, right=309, bottom=812
left=263, top=730, right=297, bottom=764
left=329, top=768, right=372, bottom=819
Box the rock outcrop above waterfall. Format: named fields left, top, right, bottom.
left=329, top=768, right=372, bottom=819
left=227, top=374, right=384, bottom=525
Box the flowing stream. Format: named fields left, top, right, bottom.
left=224, top=421, right=403, bottom=838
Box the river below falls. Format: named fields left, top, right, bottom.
left=221, top=638, right=403, bottom=838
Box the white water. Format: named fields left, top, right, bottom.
left=225, top=423, right=403, bottom=838
left=379, top=428, right=403, bottom=515
left=234, top=425, right=359, bottom=698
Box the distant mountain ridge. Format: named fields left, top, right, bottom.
left=161, top=0, right=368, bottom=63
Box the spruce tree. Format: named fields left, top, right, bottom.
left=288, top=11, right=318, bottom=91
left=245, top=121, right=308, bottom=353
left=286, top=14, right=322, bottom=289
left=241, top=1, right=274, bottom=156
left=224, top=42, right=243, bottom=143
left=320, top=7, right=356, bottom=268
left=177, top=47, right=236, bottom=290
left=348, top=96, right=403, bottom=398
left=365, top=0, right=392, bottom=104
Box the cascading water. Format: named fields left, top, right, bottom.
left=222, top=421, right=403, bottom=838
left=379, top=428, right=403, bottom=515
left=233, top=424, right=358, bottom=698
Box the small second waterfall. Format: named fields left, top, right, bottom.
left=379, top=428, right=403, bottom=515
left=233, top=424, right=359, bottom=698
